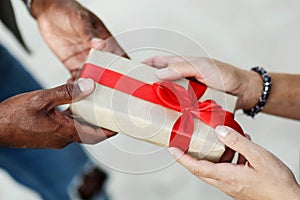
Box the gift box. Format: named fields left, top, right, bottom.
left=71, top=49, right=243, bottom=162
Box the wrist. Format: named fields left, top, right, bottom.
left=30, top=0, right=51, bottom=18
left=31, top=0, right=75, bottom=19
left=236, top=70, right=263, bottom=110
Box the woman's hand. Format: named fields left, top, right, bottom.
left=144, top=56, right=262, bottom=110
left=31, top=0, right=127, bottom=80
left=0, top=78, right=115, bottom=148
left=169, top=126, right=300, bottom=200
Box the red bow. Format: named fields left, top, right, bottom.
left=153, top=81, right=243, bottom=152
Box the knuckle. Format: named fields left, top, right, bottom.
left=175, top=61, right=186, bottom=69
left=61, top=83, right=74, bottom=101
left=225, top=186, right=244, bottom=198
left=190, top=166, right=210, bottom=178
left=190, top=168, right=202, bottom=177
left=227, top=134, right=242, bottom=149
left=220, top=176, right=244, bottom=197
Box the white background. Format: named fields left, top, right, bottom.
left=1, top=0, right=300, bottom=199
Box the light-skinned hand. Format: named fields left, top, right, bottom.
left=169, top=126, right=300, bottom=200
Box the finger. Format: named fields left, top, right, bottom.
left=45, top=78, right=95, bottom=108
left=221, top=134, right=252, bottom=164
left=63, top=48, right=91, bottom=72
left=72, top=3, right=102, bottom=43
left=219, top=147, right=235, bottom=163
left=89, top=13, right=129, bottom=58
left=74, top=7, right=110, bottom=53
left=142, top=56, right=187, bottom=68
left=89, top=38, right=107, bottom=50
left=57, top=108, right=116, bottom=145
left=237, top=153, right=247, bottom=165
left=237, top=134, right=251, bottom=165
left=57, top=110, right=116, bottom=144
left=215, top=126, right=263, bottom=168
left=169, top=147, right=220, bottom=179
left=155, top=61, right=200, bottom=81
left=72, top=120, right=116, bottom=144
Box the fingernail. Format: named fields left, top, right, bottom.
left=156, top=68, right=182, bottom=80
left=91, top=38, right=103, bottom=44
left=78, top=78, right=95, bottom=93
left=215, top=126, right=230, bottom=138
left=168, top=147, right=183, bottom=158
left=91, top=38, right=106, bottom=49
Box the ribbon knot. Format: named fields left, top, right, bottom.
left=153, top=81, right=242, bottom=152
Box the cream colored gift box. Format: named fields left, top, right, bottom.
left=71, top=49, right=240, bottom=162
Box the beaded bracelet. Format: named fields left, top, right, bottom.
left=243, top=66, right=272, bottom=117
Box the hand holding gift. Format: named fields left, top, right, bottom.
left=168, top=126, right=300, bottom=200
left=145, top=55, right=300, bottom=199
left=71, top=50, right=244, bottom=162
left=0, top=79, right=115, bottom=148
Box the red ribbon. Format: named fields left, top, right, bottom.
left=80, top=63, right=244, bottom=152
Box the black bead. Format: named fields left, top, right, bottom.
left=244, top=66, right=271, bottom=117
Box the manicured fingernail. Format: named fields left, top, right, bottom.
left=156, top=68, right=182, bottom=80
left=215, top=126, right=230, bottom=138
left=168, top=147, right=183, bottom=158
left=78, top=78, right=94, bottom=93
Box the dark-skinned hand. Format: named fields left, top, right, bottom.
left=0, top=78, right=115, bottom=148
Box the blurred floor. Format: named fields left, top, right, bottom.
left=1, top=0, right=300, bottom=199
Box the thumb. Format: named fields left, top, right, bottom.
left=155, top=62, right=199, bottom=81
left=215, top=126, right=262, bottom=167
left=46, top=78, right=95, bottom=106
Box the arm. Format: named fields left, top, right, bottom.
left=263, top=73, right=300, bottom=119
left=144, top=56, right=300, bottom=120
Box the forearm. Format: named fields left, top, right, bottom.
left=241, top=71, right=300, bottom=120
left=262, top=73, right=300, bottom=120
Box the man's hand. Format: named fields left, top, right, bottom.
left=0, top=78, right=115, bottom=148
left=169, top=127, right=300, bottom=200
left=31, top=0, right=126, bottom=79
